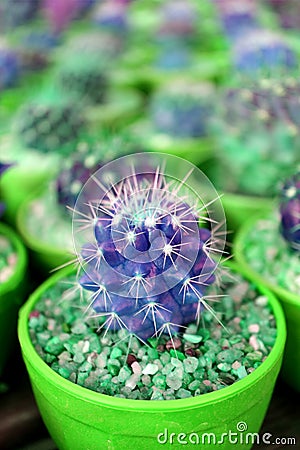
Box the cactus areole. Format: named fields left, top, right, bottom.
left=73, top=153, right=226, bottom=345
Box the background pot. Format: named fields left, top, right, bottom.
left=16, top=190, right=74, bottom=276
left=0, top=222, right=27, bottom=375
left=18, top=264, right=286, bottom=450
left=235, top=215, right=300, bottom=391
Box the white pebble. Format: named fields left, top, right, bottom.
left=142, top=363, right=159, bottom=375
left=131, top=361, right=142, bottom=375
left=248, top=324, right=260, bottom=333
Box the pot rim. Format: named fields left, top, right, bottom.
left=18, top=261, right=286, bottom=412
left=0, top=222, right=27, bottom=297
left=234, top=212, right=300, bottom=308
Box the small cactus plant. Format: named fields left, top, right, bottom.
left=233, top=29, right=297, bottom=74
left=73, top=154, right=225, bottom=344
left=214, top=0, right=259, bottom=41
left=0, top=39, right=19, bottom=90
left=280, top=172, right=300, bottom=251
left=42, top=0, right=79, bottom=35
left=0, top=0, right=39, bottom=29
left=149, top=80, right=214, bottom=138
left=57, top=55, right=108, bottom=105
left=266, top=0, right=300, bottom=29
left=211, top=77, right=300, bottom=196
left=15, top=99, right=85, bottom=153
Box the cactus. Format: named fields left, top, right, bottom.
left=211, top=77, right=300, bottom=196
left=149, top=80, right=214, bottom=138
left=233, top=29, right=297, bottom=74
left=42, top=0, right=79, bottom=35
left=266, top=0, right=300, bottom=29
left=92, top=1, right=129, bottom=34
left=57, top=55, right=108, bottom=105
left=280, top=172, right=300, bottom=251
left=0, top=40, right=19, bottom=90
left=56, top=132, right=143, bottom=211
left=213, top=0, right=259, bottom=41
left=15, top=99, right=85, bottom=153
left=0, top=0, right=39, bottom=29
left=74, top=154, right=225, bottom=344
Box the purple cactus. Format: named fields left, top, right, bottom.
left=158, top=0, right=197, bottom=38
left=92, top=1, right=128, bottom=34
left=0, top=41, right=19, bottom=89
left=42, top=0, right=79, bottom=35
left=266, top=0, right=300, bottom=29
left=280, top=172, right=300, bottom=251
left=233, top=29, right=297, bottom=74
left=75, top=155, right=224, bottom=344
left=214, top=0, right=259, bottom=41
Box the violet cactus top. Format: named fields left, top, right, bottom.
left=75, top=155, right=224, bottom=344
left=280, top=172, right=300, bottom=251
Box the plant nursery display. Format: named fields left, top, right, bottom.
left=235, top=171, right=300, bottom=391
left=19, top=154, right=286, bottom=450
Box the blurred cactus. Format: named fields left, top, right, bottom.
left=92, top=1, right=129, bottom=34
left=0, top=40, right=19, bottom=90
left=15, top=100, right=85, bottom=153
left=57, top=55, right=108, bottom=105
left=42, top=0, right=79, bottom=35
left=158, top=0, right=197, bottom=38
left=266, top=0, right=300, bottom=29
left=0, top=0, right=39, bottom=29
left=214, top=0, right=259, bottom=41
left=233, top=29, right=297, bottom=74
left=56, top=132, right=143, bottom=212
left=280, top=172, right=300, bottom=251
left=77, top=160, right=223, bottom=343
left=149, top=80, right=214, bottom=138
left=211, top=77, right=300, bottom=195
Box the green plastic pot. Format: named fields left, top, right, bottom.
left=16, top=190, right=74, bottom=275
left=18, top=264, right=286, bottom=450
left=234, top=215, right=300, bottom=392
left=0, top=222, right=27, bottom=375
left=221, top=193, right=274, bottom=236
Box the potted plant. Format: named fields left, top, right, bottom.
left=234, top=171, right=300, bottom=391
left=0, top=163, right=27, bottom=376
left=130, top=78, right=215, bottom=165
left=207, top=74, right=300, bottom=231
left=18, top=153, right=286, bottom=449
left=16, top=132, right=144, bottom=274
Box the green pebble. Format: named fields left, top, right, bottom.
left=151, top=389, right=164, bottom=400
left=108, top=362, right=121, bottom=376
left=152, top=374, right=166, bottom=389
left=217, top=349, right=243, bottom=364
left=78, top=361, right=92, bottom=373
left=45, top=337, right=65, bottom=355
left=110, top=347, right=122, bottom=359
left=237, top=366, right=248, bottom=379
left=177, top=388, right=192, bottom=399
left=118, top=366, right=131, bottom=383
left=73, top=352, right=85, bottom=364
left=147, top=348, right=158, bottom=359
left=197, top=328, right=210, bottom=341
left=58, top=367, right=70, bottom=379
left=188, top=380, right=201, bottom=391
left=183, top=334, right=203, bottom=344
left=207, top=369, right=218, bottom=382
left=217, top=363, right=231, bottom=372
left=171, top=357, right=183, bottom=368
left=246, top=351, right=263, bottom=362
left=77, top=372, right=89, bottom=386
left=170, top=349, right=185, bottom=360
left=183, top=357, right=198, bottom=373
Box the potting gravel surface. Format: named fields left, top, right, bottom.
left=242, top=212, right=300, bottom=295
left=0, top=234, right=17, bottom=283
left=29, top=272, right=277, bottom=400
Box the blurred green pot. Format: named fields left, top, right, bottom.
left=0, top=222, right=27, bottom=375
left=235, top=215, right=300, bottom=391
left=16, top=190, right=74, bottom=276
left=18, top=264, right=286, bottom=450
